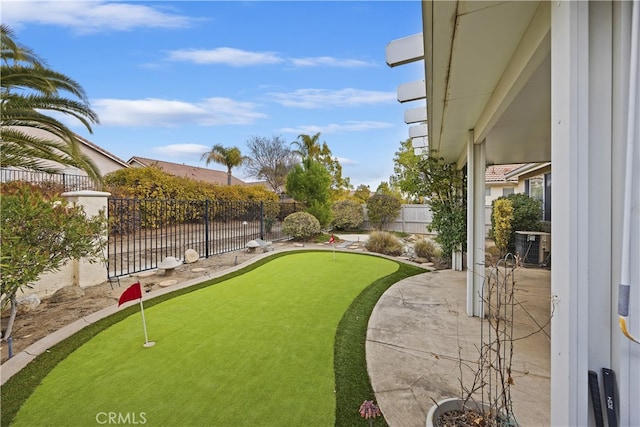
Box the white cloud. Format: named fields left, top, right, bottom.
left=93, top=97, right=267, bottom=127
left=153, top=144, right=210, bottom=157
left=290, top=56, right=375, bottom=68
left=280, top=121, right=393, bottom=135
left=166, top=47, right=283, bottom=66
left=2, top=1, right=195, bottom=33
left=165, top=49, right=374, bottom=69
left=269, top=88, right=396, bottom=109
left=336, top=156, right=358, bottom=165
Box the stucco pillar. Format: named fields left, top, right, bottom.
left=466, top=130, right=486, bottom=317
left=62, top=190, right=111, bottom=288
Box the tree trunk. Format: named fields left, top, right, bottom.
left=2, top=294, right=18, bottom=341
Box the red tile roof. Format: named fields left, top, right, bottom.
left=485, top=164, right=524, bottom=183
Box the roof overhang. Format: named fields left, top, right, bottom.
left=422, top=0, right=552, bottom=166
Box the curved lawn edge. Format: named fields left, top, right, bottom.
left=334, top=260, right=426, bottom=426
left=1, top=250, right=426, bottom=427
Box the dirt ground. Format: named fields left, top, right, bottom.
left=0, top=241, right=309, bottom=363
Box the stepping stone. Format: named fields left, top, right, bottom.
left=191, top=268, right=206, bottom=273
left=158, top=279, right=177, bottom=287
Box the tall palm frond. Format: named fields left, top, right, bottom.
left=201, top=144, right=246, bottom=185
left=291, top=132, right=322, bottom=160
left=0, top=24, right=43, bottom=67
left=0, top=25, right=101, bottom=183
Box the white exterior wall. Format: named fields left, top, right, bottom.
left=484, top=184, right=517, bottom=206
left=551, top=1, right=640, bottom=425
left=20, top=191, right=110, bottom=299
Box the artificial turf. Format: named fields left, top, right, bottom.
left=4, top=251, right=424, bottom=427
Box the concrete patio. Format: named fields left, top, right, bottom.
left=367, top=266, right=551, bottom=427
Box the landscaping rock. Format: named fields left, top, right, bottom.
left=49, top=286, right=85, bottom=303
left=16, top=294, right=41, bottom=315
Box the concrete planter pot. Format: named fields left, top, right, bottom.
left=426, top=398, right=492, bottom=427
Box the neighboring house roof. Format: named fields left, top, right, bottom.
left=504, top=162, right=552, bottom=180
left=127, top=156, right=246, bottom=186
left=4, top=126, right=129, bottom=175
left=74, top=134, right=129, bottom=170
left=485, top=164, right=524, bottom=185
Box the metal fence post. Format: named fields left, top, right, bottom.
left=260, top=201, right=264, bottom=240
left=205, top=199, right=210, bottom=258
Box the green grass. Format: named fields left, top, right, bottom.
left=2, top=251, right=425, bottom=426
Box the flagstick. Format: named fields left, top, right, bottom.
left=332, top=242, right=336, bottom=260
left=139, top=300, right=155, bottom=348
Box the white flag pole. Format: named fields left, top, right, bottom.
left=139, top=299, right=155, bottom=347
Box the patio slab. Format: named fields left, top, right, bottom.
left=367, top=267, right=551, bottom=427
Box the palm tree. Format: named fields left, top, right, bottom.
left=200, top=144, right=245, bottom=185
left=0, top=25, right=101, bottom=182
left=291, top=132, right=323, bottom=161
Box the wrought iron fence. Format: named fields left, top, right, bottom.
left=0, top=168, right=98, bottom=192
left=107, top=198, right=304, bottom=277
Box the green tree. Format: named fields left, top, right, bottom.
left=1, top=25, right=101, bottom=182
left=285, top=159, right=332, bottom=227
left=353, top=184, right=371, bottom=203
left=366, top=193, right=402, bottom=230
left=491, top=193, right=542, bottom=253
left=376, top=181, right=405, bottom=201
left=201, top=144, right=246, bottom=185
left=291, top=132, right=323, bottom=159
left=390, top=138, right=423, bottom=201
left=292, top=132, right=351, bottom=199
left=1, top=183, right=106, bottom=342
left=243, top=135, right=297, bottom=193
left=391, top=141, right=467, bottom=256
left=332, top=199, right=364, bottom=230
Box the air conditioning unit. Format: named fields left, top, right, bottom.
left=515, top=231, right=551, bottom=266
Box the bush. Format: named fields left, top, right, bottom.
left=492, top=198, right=514, bottom=255
left=414, top=238, right=440, bottom=261
left=365, top=231, right=404, bottom=256
left=307, top=200, right=332, bottom=228
left=282, top=212, right=321, bottom=241
left=332, top=199, right=364, bottom=230
left=490, top=193, right=542, bottom=253
left=366, top=194, right=401, bottom=230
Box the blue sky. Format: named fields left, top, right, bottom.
left=3, top=1, right=425, bottom=189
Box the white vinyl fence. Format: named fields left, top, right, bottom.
left=362, top=204, right=493, bottom=236
left=362, top=204, right=433, bottom=234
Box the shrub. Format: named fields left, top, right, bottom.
left=366, top=194, right=401, bottom=230
left=414, top=238, right=440, bottom=261
left=307, top=200, right=332, bottom=228
left=0, top=183, right=106, bottom=340
left=282, top=211, right=321, bottom=240
left=365, top=231, right=404, bottom=256
left=490, top=193, right=542, bottom=253
left=104, top=166, right=280, bottom=230
left=332, top=199, right=364, bottom=230
left=492, top=198, right=514, bottom=255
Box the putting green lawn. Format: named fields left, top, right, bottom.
left=7, top=251, right=422, bottom=426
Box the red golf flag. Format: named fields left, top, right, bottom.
left=118, top=282, right=142, bottom=306
left=329, top=234, right=335, bottom=244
